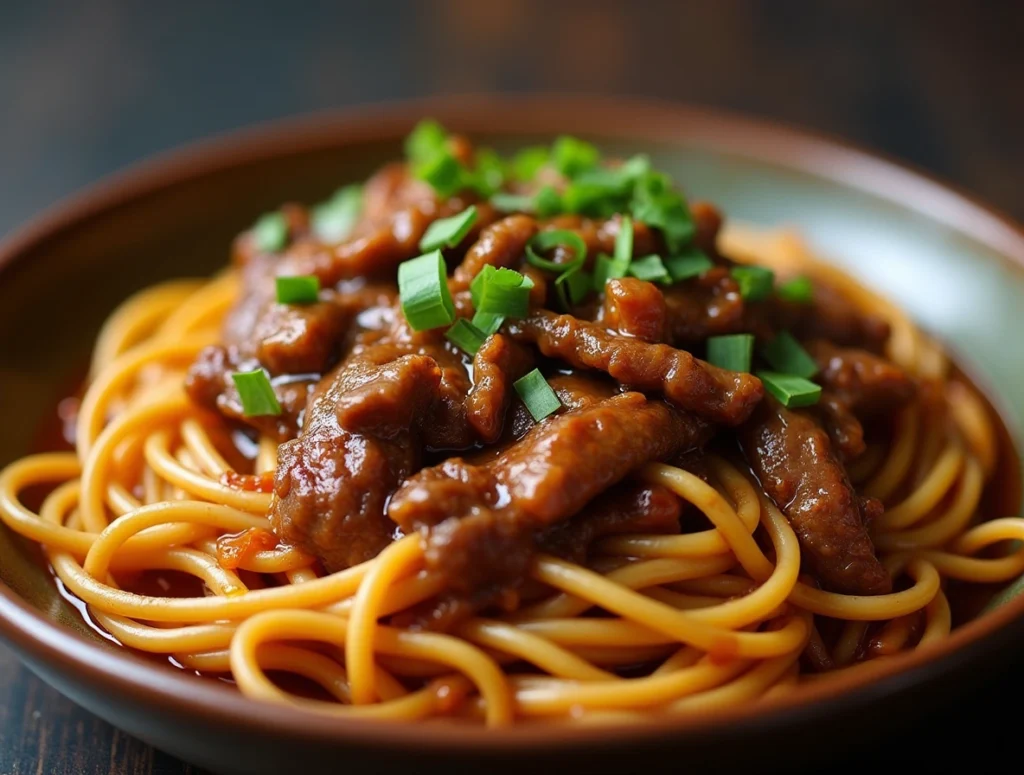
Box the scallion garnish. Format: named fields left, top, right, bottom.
left=627, top=255, right=670, bottom=284
left=419, top=206, right=478, bottom=252
left=593, top=254, right=630, bottom=291
left=555, top=264, right=591, bottom=310
left=472, top=149, right=505, bottom=198
left=664, top=249, right=714, bottom=282
left=231, top=369, right=282, bottom=417
left=312, top=184, right=363, bottom=243
left=275, top=275, right=321, bottom=305
left=415, top=151, right=464, bottom=198
left=405, top=119, right=448, bottom=163
left=758, top=371, right=822, bottom=408
left=631, top=172, right=695, bottom=252
left=525, top=230, right=588, bottom=273
left=535, top=185, right=563, bottom=218
left=514, top=368, right=562, bottom=421
left=472, top=311, right=504, bottom=337
left=761, top=332, right=818, bottom=379
left=777, top=276, right=814, bottom=304
left=397, top=250, right=456, bottom=331
left=252, top=212, right=288, bottom=253
left=473, top=266, right=534, bottom=319
left=552, top=136, right=599, bottom=177
left=731, top=265, right=775, bottom=301
left=490, top=192, right=536, bottom=213
left=510, top=146, right=549, bottom=181
left=445, top=319, right=488, bottom=356
left=706, top=334, right=754, bottom=373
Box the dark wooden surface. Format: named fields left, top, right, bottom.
left=1, top=1, right=1022, bottom=773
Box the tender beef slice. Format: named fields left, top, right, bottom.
left=388, top=392, right=711, bottom=591
left=541, top=214, right=660, bottom=268
left=452, top=215, right=537, bottom=290
left=600, top=277, right=667, bottom=342
left=185, top=345, right=312, bottom=440
left=466, top=334, right=535, bottom=443
left=739, top=397, right=891, bottom=595
left=253, top=301, right=351, bottom=375
left=270, top=344, right=443, bottom=571
left=690, top=201, right=724, bottom=256
left=508, top=311, right=763, bottom=426
left=804, top=339, right=915, bottom=461
left=806, top=339, right=915, bottom=415
left=791, top=283, right=891, bottom=353
left=537, top=481, right=682, bottom=563
left=662, top=267, right=745, bottom=344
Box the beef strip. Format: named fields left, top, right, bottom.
left=806, top=339, right=916, bottom=460
left=508, top=310, right=763, bottom=426
left=789, top=284, right=891, bottom=353
left=452, top=214, right=537, bottom=290
left=466, top=334, right=535, bottom=443
left=600, top=277, right=667, bottom=342
left=662, top=267, right=745, bottom=344
left=537, top=480, right=682, bottom=563
left=540, top=213, right=660, bottom=271
left=739, top=396, right=891, bottom=595
left=388, top=392, right=712, bottom=592
left=270, top=339, right=442, bottom=571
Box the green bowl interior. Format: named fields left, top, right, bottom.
left=2, top=130, right=1022, bottom=645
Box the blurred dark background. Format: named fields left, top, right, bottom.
left=1, top=0, right=1022, bottom=241
left=0, top=1, right=1022, bottom=773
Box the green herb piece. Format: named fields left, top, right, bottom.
left=525, top=230, right=588, bottom=272
left=777, top=276, right=814, bottom=304
left=312, top=185, right=363, bottom=242
left=664, top=249, right=714, bottom=282
left=275, top=275, right=321, bottom=305
left=552, top=135, right=599, bottom=177
left=706, top=334, right=754, bottom=373
left=231, top=369, right=282, bottom=417
left=419, top=206, right=478, bottom=252
left=252, top=212, right=288, bottom=253
left=761, top=332, right=818, bottom=379
left=473, top=266, right=535, bottom=319
left=758, top=371, right=822, bottom=408
left=397, top=250, right=456, bottom=331
left=510, top=146, right=549, bottom=181
left=627, top=255, right=670, bottom=284
left=514, top=368, right=562, bottom=421
left=445, top=318, right=488, bottom=356
left=555, top=264, right=591, bottom=310
left=731, top=265, right=776, bottom=301
left=490, top=192, right=537, bottom=213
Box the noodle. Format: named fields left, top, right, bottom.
left=1, top=223, right=1022, bottom=727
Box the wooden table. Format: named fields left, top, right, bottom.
left=0, top=1, right=1021, bottom=773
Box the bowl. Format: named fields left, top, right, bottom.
left=1, top=95, right=1023, bottom=774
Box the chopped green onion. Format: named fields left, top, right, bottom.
left=312, top=184, right=363, bottom=242
left=631, top=172, right=695, bottom=252
left=563, top=181, right=619, bottom=217
left=445, top=319, right=488, bottom=356
left=231, top=369, right=282, bottom=417
left=419, top=206, right=478, bottom=252
left=490, top=192, right=536, bottom=213
left=525, top=230, right=588, bottom=272
left=706, top=334, right=754, bottom=373
left=777, top=276, right=814, bottom=304
left=731, top=265, right=775, bottom=301
left=405, top=119, right=448, bottom=163
left=593, top=253, right=631, bottom=291
left=664, top=250, right=714, bottom=282
left=514, top=368, right=562, bottom=421
left=627, top=255, right=670, bottom=284
left=398, top=250, right=456, bottom=331
left=275, top=275, right=321, bottom=305
left=471, top=149, right=505, bottom=197
left=615, top=216, right=634, bottom=262
left=552, top=136, right=599, bottom=177
left=415, top=151, right=464, bottom=198
left=555, top=264, right=591, bottom=310
left=510, top=146, right=549, bottom=181
left=535, top=185, right=563, bottom=218
left=474, top=266, right=534, bottom=319
left=761, top=332, right=818, bottom=379
left=758, top=371, right=822, bottom=408
left=572, top=154, right=651, bottom=194
left=252, top=212, right=288, bottom=253
left=471, top=311, right=504, bottom=336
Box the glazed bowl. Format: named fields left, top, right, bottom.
left=1, top=96, right=1023, bottom=774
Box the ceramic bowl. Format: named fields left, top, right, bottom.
left=1, top=96, right=1023, bottom=774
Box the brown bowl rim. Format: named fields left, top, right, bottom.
left=1, top=93, right=1023, bottom=753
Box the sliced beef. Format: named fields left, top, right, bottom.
left=662, top=267, right=745, bottom=344
left=508, top=310, right=763, bottom=426
left=690, top=201, right=724, bottom=256
left=600, top=277, right=667, bottom=342
left=452, top=214, right=537, bottom=290
left=388, top=392, right=711, bottom=592
left=540, top=213, right=660, bottom=268
left=790, top=284, right=891, bottom=353
left=537, top=481, right=682, bottom=563
left=466, top=334, right=535, bottom=443
left=739, top=396, right=891, bottom=595
left=270, top=341, right=442, bottom=571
